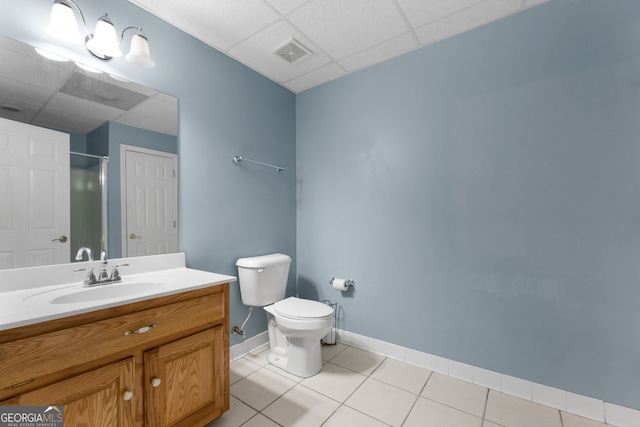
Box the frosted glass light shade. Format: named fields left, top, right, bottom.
left=46, top=0, right=83, bottom=44
left=125, top=33, right=155, bottom=68
left=86, top=14, right=122, bottom=58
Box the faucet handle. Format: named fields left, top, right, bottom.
left=110, top=264, right=129, bottom=281
left=75, top=267, right=97, bottom=286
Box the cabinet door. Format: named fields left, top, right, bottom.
left=145, top=326, right=226, bottom=427
left=1, top=358, right=135, bottom=427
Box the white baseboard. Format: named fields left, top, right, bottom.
left=229, top=329, right=640, bottom=427
left=230, top=331, right=269, bottom=361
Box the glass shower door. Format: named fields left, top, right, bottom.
left=70, top=153, right=108, bottom=263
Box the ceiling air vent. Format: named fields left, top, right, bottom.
left=273, top=38, right=312, bottom=64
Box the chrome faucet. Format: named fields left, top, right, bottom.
left=74, top=250, right=129, bottom=287
left=98, top=250, right=109, bottom=281
left=75, top=247, right=93, bottom=261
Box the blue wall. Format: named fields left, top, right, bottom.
left=0, top=0, right=297, bottom=345
left=4, top=0, right=640, bottom=412
left=297, top=0, right=640, bottom=410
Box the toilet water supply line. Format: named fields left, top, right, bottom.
left=232, top=306, right=253, bottom=337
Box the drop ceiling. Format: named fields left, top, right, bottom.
left=0, top=36, right=177, bottom=136
left=128, top=0, right=550, bottom=93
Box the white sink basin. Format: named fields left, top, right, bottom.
left=24, top=279, right=173, bottom=305
left=50, top=281, right=169, bottom=304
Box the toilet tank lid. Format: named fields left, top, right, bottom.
left=236, top=253, right=292, bottom=268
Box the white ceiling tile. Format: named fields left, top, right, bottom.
left=229, top=20, right=331, bottom=83
left=397, top=0, right=487, bottom=28
left=114, top=112, right=177, bottom=134
left=33, top=109, right=104, bottom=135
left=264, top=0, right=308, bottom=14
left=284, top=62, right=346, bottom=93
left=129, top=0, right=280, bottom=50
left=131, top=0, right=550, bottom=92
left=0, top=98, right=40, bottom=123
left=287, top=0, right=409, bottom=59
left=0, top=76, right=53, bottom=107
left=339, top=33, right=418, bottom=72
left=0, top=47, right=72, bottom=91
left=154, top=92, right=178, bottom=105
left=128, top=96, right=178, bottom=126
left=415, top=0, right=522, bottom=46
left=46, top=92, right=124, bottom=122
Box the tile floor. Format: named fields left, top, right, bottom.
left=207, top=343, right=613, bottom=427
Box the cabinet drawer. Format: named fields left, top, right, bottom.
left=0, top=291, right=224, bottom=392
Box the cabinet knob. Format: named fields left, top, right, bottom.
left=151, top=378, right=162, bottom=388
left=122, top=390, right=134, bottom=401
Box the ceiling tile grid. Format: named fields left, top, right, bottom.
left=128, top=0, right=551, bottom=93
left=228, top=20, right=332, bottom=84
left=0, top=38, right=177, bottom=136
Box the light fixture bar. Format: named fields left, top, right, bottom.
left=45, top=0, right=155, bottom=68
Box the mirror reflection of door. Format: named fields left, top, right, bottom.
left=121, top=145, right=177, bottom=257
left=0, top=117, right=70, bottom=269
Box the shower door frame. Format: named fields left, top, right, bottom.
left=70, top=152, right=109, bottom=259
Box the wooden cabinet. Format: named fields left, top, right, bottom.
left=0, top=284, right=229, bottom=427
left=145, top=327, right=225, bottom=427
left=3, top=358, right=136, bottom=427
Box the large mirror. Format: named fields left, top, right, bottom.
left=0, top=36, right=178, bottom=270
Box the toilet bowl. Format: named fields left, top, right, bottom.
left=263, top=297, right=334, bottom=377
left=235, top=254, right=334, bottom=378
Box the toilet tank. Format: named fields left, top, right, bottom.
left=236, top=253, right=292, bottom=306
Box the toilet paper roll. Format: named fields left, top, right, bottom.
left=332, top=278, right=348, bottom=291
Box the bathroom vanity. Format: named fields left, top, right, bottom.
left=0, top=253, right=234, bottom=427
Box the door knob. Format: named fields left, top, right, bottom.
left=151, top=378, right=162, bottom=388
left=52, top=235, right=68, bottom=243
left=129, top=233, right=142, bottom=240
left=122, top=390, right=133, bottom=401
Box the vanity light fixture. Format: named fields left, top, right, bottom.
left=45, top=0, right=155, bottom=68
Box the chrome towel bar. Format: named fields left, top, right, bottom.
left=233, top=155, right=284, bottom=172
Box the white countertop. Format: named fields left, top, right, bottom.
left=0, top=253, right=236, bottom=331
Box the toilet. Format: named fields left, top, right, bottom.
left=236, top=253, right=334, bottom=377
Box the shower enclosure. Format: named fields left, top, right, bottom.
left=70, top=152, right=108, bottom=263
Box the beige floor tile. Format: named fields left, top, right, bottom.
left=321, top=342, right=348, bottom=361
left=230, top=367, right=297, bottom=411
left=244, top=346, right=271, bottom=367
left=301, top=362, right=367, bottom=402
left=242, top=414, right=282, bottom=427
left=370, top=358, right=431, bottom=394
left=330, top=346, right=385, bottom=375
left=345, top=378, right=417, bottom=427
left=262, top=384, right=340, bottom=426
left=205, top=396, right=256, bottom=427
left=483, top=421, right=505, bottom=427
left=561, top=411, right=610, bottom=427
left=485, top=391, right=562, bottom=427
left=322, top=405, right=389, bottom=427
left=230, top=358, right=262, bottom=385
left=264, top=362, right=304, bottom=383
left=422, top=372, right=488, bottom=417
left=404, top=397, right=483, bottom=427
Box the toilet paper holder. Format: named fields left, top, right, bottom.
left=329, top=277, right=354, bottom=289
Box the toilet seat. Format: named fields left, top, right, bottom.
left=273, top=297, right=333, bottom=320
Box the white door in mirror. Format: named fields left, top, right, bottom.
left=122, top=146, right=177, bottom=257
left=0, top=117, right=70, bottom=269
